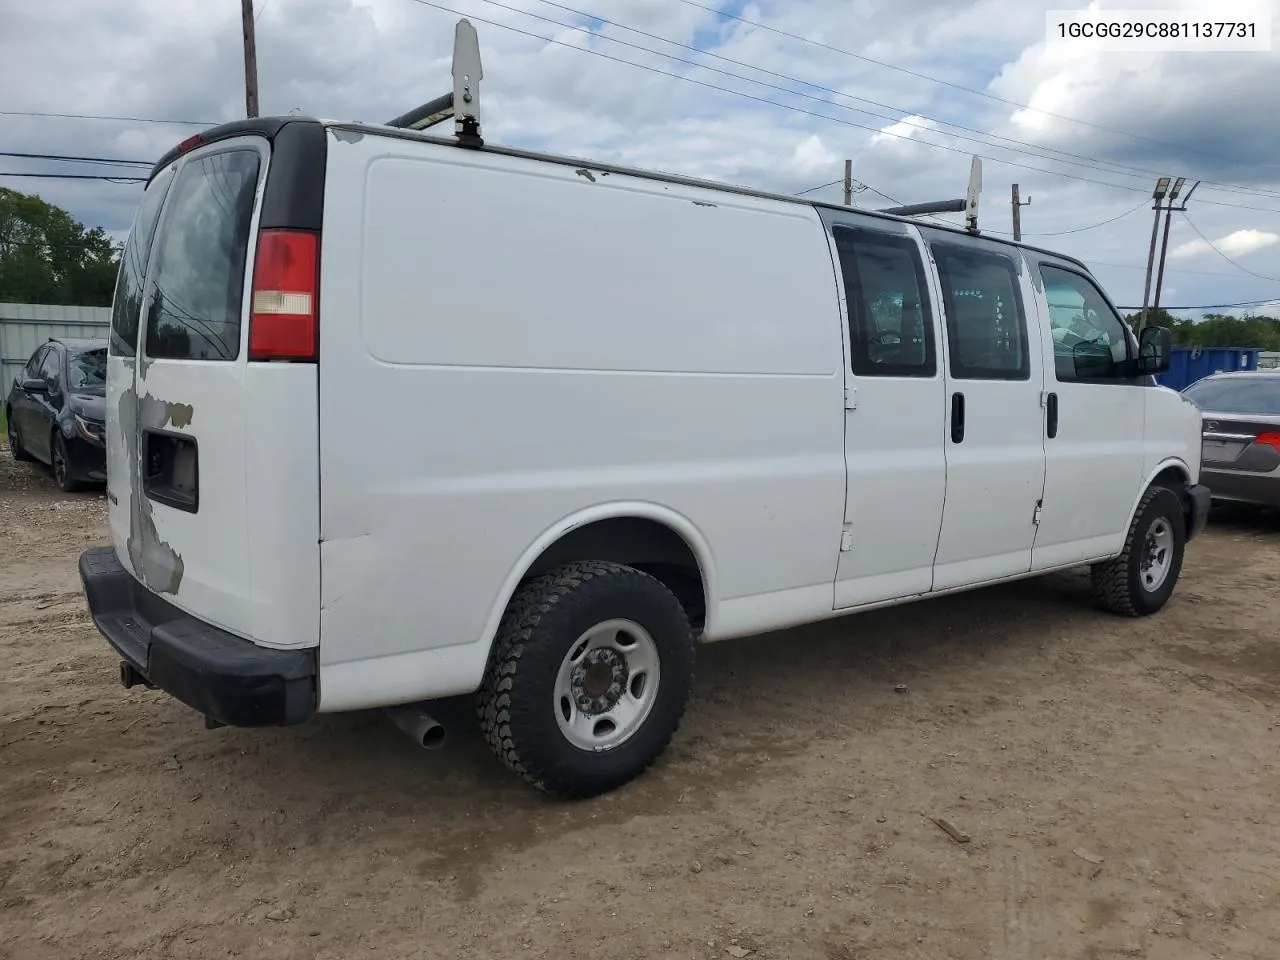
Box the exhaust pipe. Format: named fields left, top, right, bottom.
left=119, top=661, right=154, bottom=690
left=385, top=703, right=447, bottom=750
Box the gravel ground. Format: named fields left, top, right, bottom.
left=2, top=445, right=1278, bottom=960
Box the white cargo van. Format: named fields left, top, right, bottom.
left=79, top=95, right=1209, bottom=798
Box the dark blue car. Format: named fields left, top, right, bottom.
left=5, top=337, right=107, bottom=491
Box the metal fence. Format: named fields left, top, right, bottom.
left=0, top=302, right=111, bottom=399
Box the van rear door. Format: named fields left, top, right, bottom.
left=106, top=127, right=322, bottom=649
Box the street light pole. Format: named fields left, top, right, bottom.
left=1138, top=177, right=1171, bottom=331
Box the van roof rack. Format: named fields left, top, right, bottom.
left=386, top=18, right=985, bottom=232
left=386, top=18, right=484, bottom=148
left=877, top=156, right=983, bottom=234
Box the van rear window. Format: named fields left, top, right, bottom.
left=144, top=149, right=261, bottom=361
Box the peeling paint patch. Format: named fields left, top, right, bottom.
left=331, top=128, right=365, bottom=144
left=139, top=395, right=194, bottom=430
left=121, top=386, right=186, bottom=595
left=692, top=200, right=716, bottom=208
left=574, top=168, right=597, bottom=183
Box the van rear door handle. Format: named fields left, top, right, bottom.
left=1046, top=392, right=1059, bottom=439
left=950, top=392, right=965, bottom=444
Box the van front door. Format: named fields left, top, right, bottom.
left=1030, top=261, right=1148, bottom=567
left=827, top=219, right=947, bottom=608
left=926, top=238, right=1047, bottom=591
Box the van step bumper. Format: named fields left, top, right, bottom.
left=78, top=546, right=316, bottom=727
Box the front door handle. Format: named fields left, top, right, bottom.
left=1046, top=392, right=1059, bottom=439
left=950, top=391, right=965, bottom=444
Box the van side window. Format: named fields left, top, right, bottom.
left=1040, top=264, right=1132, bottom=382
left=932, top=245, right=1029, bottom=381
left=145, top=150, right=261, bottom=361
left=110, top=167, right=174, bottom=358
left=833, top=226, right=936, bottom=377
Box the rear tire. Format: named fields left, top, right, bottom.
left=7, top=413, right=33, bottom=462
left=1091, top=485, right=1186, bottom=617
left=51, top=432, right=81, bottom=493
left=477, top=561, right=695, bottom=799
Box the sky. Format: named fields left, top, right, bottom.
left=2, top=0, right=1279, bottom=318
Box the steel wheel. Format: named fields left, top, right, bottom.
left=553, top=618, right=662, bottom=752
left=1140, top=516, right=1174, bottom=591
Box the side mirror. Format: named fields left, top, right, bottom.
left=20, top=377, right=49, bottom=394
left=1136, top=325, right=1172, bottom=376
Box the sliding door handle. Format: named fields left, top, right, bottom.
left=1046, top=392, right=1059, bottom=439
left=950, top=391, right=965, bottom=444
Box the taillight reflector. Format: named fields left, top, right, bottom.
left=178, top=133, right=205, bottom=154
left=1256, top=432, right=1280, bottom=452
left=249, top=229, right=319, bottom=362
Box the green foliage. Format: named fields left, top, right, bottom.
left=0, top=188, right=121, bottom=307
left=1122, top=308, right=1280, bottom=350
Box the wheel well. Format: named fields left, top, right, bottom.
left=522, top=518, right=707, bottom=634
left=1151, top=465, right=1189, bottom=492
left=1150, top=465, right=1194, bottom=530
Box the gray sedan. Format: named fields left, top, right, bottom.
left=1183, top=371, right=1280, bottom=508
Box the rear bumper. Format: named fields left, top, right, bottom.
left=78, top=546, right=316, bottom=726
left=1186, top=482, right=1212, bottom=538
left=1201, top=468, right=1280, bottom=509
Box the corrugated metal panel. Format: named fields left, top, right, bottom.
left=0, top=302, right=111, bottom=399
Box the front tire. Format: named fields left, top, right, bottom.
left=51, top=432, right=81, bottom=493
left=7, top=413, right=33, bottom=462
left=1091, top=485, right=1186, bottom=617
left=478, top=561, right=696, bottom=799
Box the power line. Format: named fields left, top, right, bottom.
left=1178, top=212, right=1280, bottom=283
left=524, top=0, right=1280, bottom=203
left=399, top=0, right=1280, bottom=215
left=796, top=179, right=840, bottom=196
left=0, top=109, right=213, bottom=126
left=0, top=172, right=146, bottom=182
left=983, top=199, right=1151, bottom=238
left=1114, top=298, right=1280, bottom=311
left=0, top=151, right=152, bottom=168
left=669, top=0, right=1268, bottom=173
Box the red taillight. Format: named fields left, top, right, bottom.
left=249, top=229, right=319, bottom=362
left=178, top=133, right=205, bottom=154
left=1256, top=432, right=1280, bottom=452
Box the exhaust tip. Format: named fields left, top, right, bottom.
left=385, top=703, right=447, bottom=750
left=118, top=661, right=153, bottom=690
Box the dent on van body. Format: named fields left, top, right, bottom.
left=118, top=383, right=186, bottom=594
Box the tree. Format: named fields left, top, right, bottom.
left=1121, top=308, right=1280, bottom=350
left=0, top=188, right=121, bottom=306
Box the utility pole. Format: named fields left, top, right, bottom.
left=1152, top=179, right=1199, bottom=319
left=1138, top=177, right=1171, bottom=331
left=843, top=159, right=853, bottom=206
left=1011, top=183, right=1031, bottom=242
left=241, top=0, right=260, bottom=119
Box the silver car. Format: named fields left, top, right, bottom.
left=1182, top=371, right=1280, bottom=508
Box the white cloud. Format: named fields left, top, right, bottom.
left=1, top=0, right=1278, bottom=316
left=1171, top=228, right=1280, bottom=261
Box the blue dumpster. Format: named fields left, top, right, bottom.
left=1155, top=347, right=1260, bottom=392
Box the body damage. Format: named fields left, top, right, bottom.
left=118, top=382, right=188, bottom=595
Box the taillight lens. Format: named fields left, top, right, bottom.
left=249, top=229, right=319, bottom=362
left=1256, top=432, right=1280, bottom=452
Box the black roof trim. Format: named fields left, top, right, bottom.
left=47, top=336, right=108, bottom=349
left=149, top=116, right=321, bottom=184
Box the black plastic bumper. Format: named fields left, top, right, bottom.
left=1186, top=483, right=1212, bottom=540
left=78, top=546, right=316, bottom=727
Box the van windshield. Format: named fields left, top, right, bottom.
left=144, top=149, right=262, bottom=361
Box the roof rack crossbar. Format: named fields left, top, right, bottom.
left=875, top=157, right=983, bottom=235
left=386, top=18, right=484, bottom=148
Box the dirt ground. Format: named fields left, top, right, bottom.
left=2, top=449, right=1278, bottom=960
